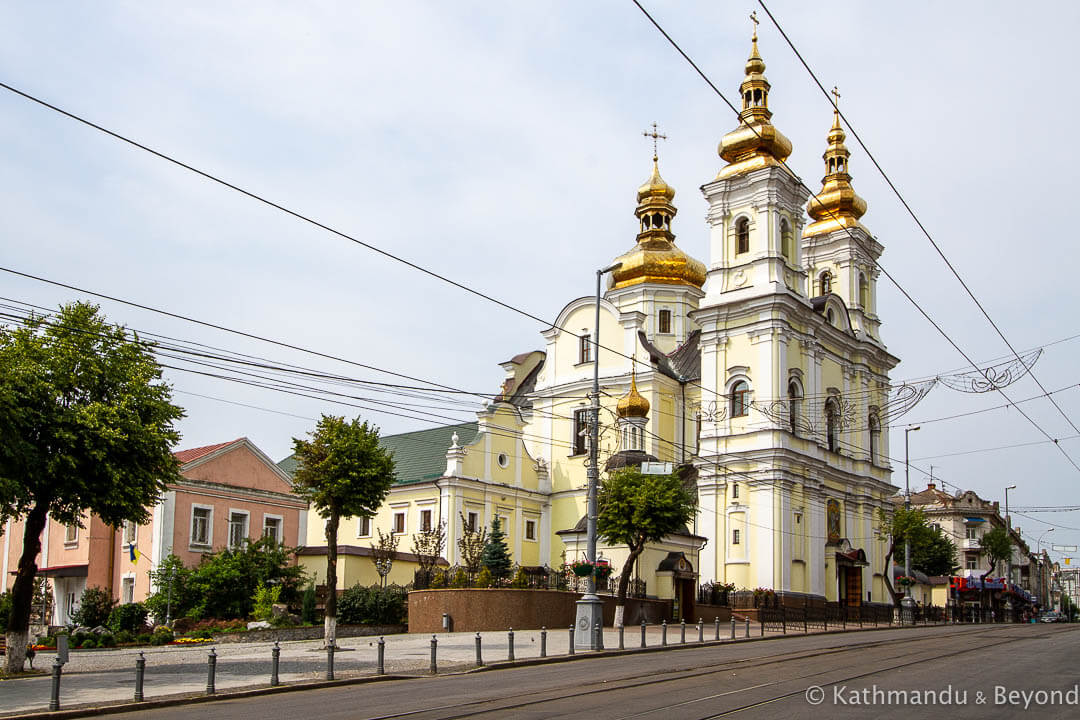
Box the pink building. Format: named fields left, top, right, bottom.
left=1, top=438, right=307, bottom=625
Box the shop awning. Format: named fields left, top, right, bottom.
left=37, top=563, right=88, bottom=578
left=964, top=517, right=987, bottom=523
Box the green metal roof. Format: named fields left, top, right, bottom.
left=276, top=422, right=477, bottom=486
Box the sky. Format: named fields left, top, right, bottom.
left=2, top=1, right=1079, bottom=557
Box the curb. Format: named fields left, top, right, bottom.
left=4, top=622, right=955, bottom=719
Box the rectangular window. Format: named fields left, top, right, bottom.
left=228, top=511, right=249, bottom=549
left=420, top=509, right=433, bottom=532
left=731, top=483, right=739, bottom=499
left=732, top=529, right=741, bottom=545
left=393, top=511, right=406, bottom=534
left=572, top=409, right=589, bottom=456
left=525, top=519, right=537, bottom=541
left=695, top=413, right=701, bottom=454
left=191, top=507, right=211, bottom=546
left=358, top=516, right=372, bottom=538
left=263, top=516, right=282, bottom=543
left=121, top=577, right=135, bottom=604
left=579, top=333, right=592, bottom=364
left=965, top=527, right=977, bottom=540
left=64, top=524, right=78, bottom=545
left=658, top=309, right=672, bottom=334
left=466, top=512, right=479, bottom=533
left=123, top=520, right=137, bottom=546
left=794, top=512, right=802, bottom=525
left=965, top=555, right=978, bottom=570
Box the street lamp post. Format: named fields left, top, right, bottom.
left=1037, top=529, right=1054, bottom=609
left=1004, top=485, right=1017, bottom=619
left=901, top=426, right=920, bottom=623
left=574, top=262, right=621, bottom=651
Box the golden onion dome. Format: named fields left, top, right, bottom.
left=609, top=156, right=706, bottom=291
left=617, top=374, right=650, bottom=419
left=804, top=104, right=868, bottom=238
left=716, top=26, right=794, bottom=180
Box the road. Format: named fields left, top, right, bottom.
left=9, top=623, right=1076, bottom=719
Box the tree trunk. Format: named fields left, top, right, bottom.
left=614, top=544, right=644, bottom=628
left=882, top=542, right=899, bottom=606
left=5, top=503, right=48, bottom=673
left=324, top=513, right=340, bottom=648
left=981, top=560, right=996, bottom=621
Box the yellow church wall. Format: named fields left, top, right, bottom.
left=552, top=304, right=625, bottom=381
left=551, top=494, right=586, bottom=564
left=657, top=394, right=676, bottom=462
left=299, top=554, right=419, bottom=591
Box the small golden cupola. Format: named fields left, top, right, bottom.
left=616, top=372, right=650, bottom=419
left=717, top=14, right=794, bottom=179
left=609, top=124, right=706, bottom=291
left=804, top=88, right=868, bottom=238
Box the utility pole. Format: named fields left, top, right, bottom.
left=1004, top=485, right=1016, bottom=620
left=901, top=426, right=920, bottom=623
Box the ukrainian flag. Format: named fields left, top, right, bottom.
left=129, top=544, right=142, bottom=564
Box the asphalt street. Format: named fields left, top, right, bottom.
left=5, top=623, right=1074, bottom=719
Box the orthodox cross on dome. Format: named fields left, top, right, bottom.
left=831, top=85, right=841, bottom=109
left=642, top=122, right=667, bottom=161
left=749, top=10, right=759, bottom=39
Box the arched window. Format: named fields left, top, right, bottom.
left=825, top=398, right=839, bottom=452
left=859, top=273, right=869, bottom=309
left=819, top=271, right=832, bottom=296
left=780, top=218, right=793, bottom=260
left=735, top=217, right=750, bottom=255
left=730, top=380, right=750, bottom=418
left=869, top=413, right=881, bottom=465
left=788, top=380, right=802, bottom=436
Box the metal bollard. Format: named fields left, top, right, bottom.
left=377, top=636, right=386, bottom=675
left=595, top=621, right=604, bottom=650
left=641, top=620, right=647, bottom=648
left=206, top=648, right=217, bottom=695
left=569, top=625, right=575, bottom=655
left=680, top=619, right=686, bottom=644
left=698, top=619, right=704, bottom=644
left=744, top=617, right=750, bottom=638
left=475, top=632, right=483, bottom=667
left=618, top=624, right=624, bottom=650
left=270, top=641, right=280, bottom=687
left=326, top=642, right=335, bottom=681
left=731, top=616, right=736, bottom=640
left=540, top=627, right=547, bottom=658
left=50, top=658, right=63, bottom=711
left=430, top=635, right=438, bottom=674
left=715, top=616, right=721, bottom=641
left=508, top=628, right=515, bottom=662
left=134, top=651, right=146, bottom=701
left=661, top=620, right=668, bottom=646
left=761, top=618, right=765, bottom=637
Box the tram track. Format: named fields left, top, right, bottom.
left=358, top=624, right=1038, bottom=720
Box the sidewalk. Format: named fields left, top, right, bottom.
left=0, top=619, right=886, bottom=716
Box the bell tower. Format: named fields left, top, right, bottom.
left=803, top=91, right=884, bottom=342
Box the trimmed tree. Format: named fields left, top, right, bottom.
left=370, top=528, right=399, bottom=588
left=0, top=303, right=183, bottom=672
left=412, top=520, right=446, bottom=586
left=480, top=516, right=512, bottom=583
left=457, top=512, right=487, bottom=579
left=598, top=468, right=696, bottom=627
left=979, top=526, right=1013, bottom=613
left=291, top=415, right=395, bottom=647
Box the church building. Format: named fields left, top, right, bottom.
left=292, top=24, right=899, bottom=614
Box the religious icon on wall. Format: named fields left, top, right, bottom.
left=826, top=499, right=841, bottom=543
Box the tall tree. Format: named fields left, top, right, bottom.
left=411, top=520, right=446, bottom=586
left=291, top=415, right=395, bottom=647
left=370, top=528, right=399, bottom=588
left=598, top=468, right=696, bottom=627
left=457, top=512, right=487, bottom=578
left=0, top=303, right=183, bottom=672
left=480, top=516, right=512, bottom=583
left=979, top=526, right=1013, bottom=611
left=897, top=525, right=959, bottom=577
left=877, top=506, right=931, bottom=606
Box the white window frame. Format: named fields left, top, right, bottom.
left=392, top=511, right=406, bottom=535
left=466, top=511, right=479, bottom=533
left=64, top=524, right=79, bottom=546
left=419, top=508, right=433, bottom=533
left=524, top=518, right=537, bottom=542
left=122, top=520, right=138, bottom=547
left=227, top=509, right=250, bottom=550
left=357, top=515, right=372, bottom=538
left=658, top=308, right=673, bottom=334
left=121, top=573, right=136, bottom=604
left=190, top=504, right=213, bottom=549
left=262, top=514, right=283, bottom=544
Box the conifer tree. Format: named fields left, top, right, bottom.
left=480, top=516, right=512, bottom=582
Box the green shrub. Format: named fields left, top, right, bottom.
left=510, top=567, right=528, bottom=588
left=136, top=633, right=152, bottom=645
left=337, top=585, right=407, bottom=625
left=114, top=630, right=134, bottom=645
left=98, top=632, right=115, bottom=648
left=149, top=627, right=173, bottom=646
left=450, top=568, right=468, bottom=588
left=71, top=586, right=116, bottom=628
left=301, top=583, right=317, bottom=625
left=251, top=583, right=282, bottom=621
left=108, top=602, right=149, bottom=633
left=430, top=571, right=447, bottom=588
left=476, top=567, right=493, bottom=588
left=0, top=591, right=12, bottom=633
left=80, top=636, right=98, bottom=649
